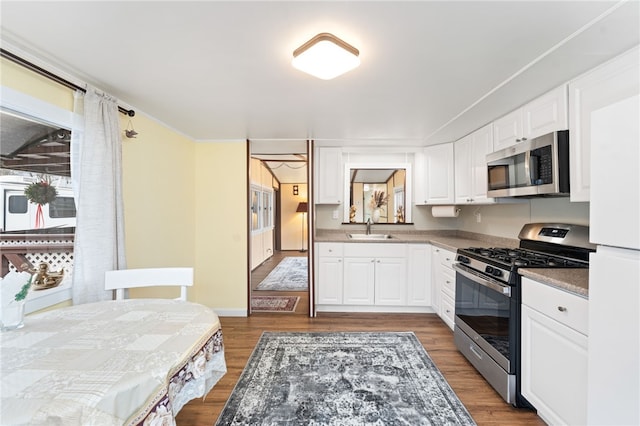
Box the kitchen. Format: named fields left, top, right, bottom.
left=1, top=1, right=638, bottom=425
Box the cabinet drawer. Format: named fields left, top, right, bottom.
left=318, top=243, right=344, bottom=257
left=343, top=243, right=407, bottom=258
left=441, top=293, right=455, bottom=330
left=438, top=248, right=456, bottom=269
left=441, top=266, right=455, bottom=299
left=522, top=277, right=588, bottom=335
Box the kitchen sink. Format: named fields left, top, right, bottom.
left=347, top=233, right=394, bottom=240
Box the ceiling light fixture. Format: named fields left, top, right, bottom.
left=292, top=33, right=360, bottom=80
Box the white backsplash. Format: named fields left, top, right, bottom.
left=315, top=197, right=589, bottom=240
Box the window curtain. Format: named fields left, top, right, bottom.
left=70, top=88, right=126, bottom=304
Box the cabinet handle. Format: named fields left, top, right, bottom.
left=338, top=259, right=342, bottom=263
left=516, top=138, right=522, bottom=142
left=446, top=258, right=451, bottom=261
left=557, top=306, right=567, bottom=312
left=371, top=259, right=375, bottom=263
left=446, top=280, right=451, bottom=284
left=522, top=137, right=527, bottom=141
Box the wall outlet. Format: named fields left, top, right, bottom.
left=332, top=209, right=339, bottom=220
left=475, top=212, right=482, bottom=223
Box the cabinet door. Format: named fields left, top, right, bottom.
left=343, top=257, right=375, bottom=305
left=493, top=109, right=523, bottom=151
left=374, top=257, right=407, bottom=306
left=316, top=257, right=343, bottom=304
left=315, top=147, right=343, bottom=204
left=430, top=247, right=442, bottom=313
left=568, top=46, right=639, bottom=202
left=425, top=143, right=454, bottom=204
left=454, top=134, right=473, bottom=204
left=523, top=85, right=568, bottom=140
left=407, top=244, right=431, bottom=306
left=470, top=123, right=494, bottom=203
left=521, top=304, right=588, bottom=426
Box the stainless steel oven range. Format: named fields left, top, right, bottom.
left=453, top=223, right=594, bottom=407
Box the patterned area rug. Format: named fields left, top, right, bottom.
left=251, top=296, right=300, bottom=313
left=216, top=332, right=476, bottom=426
left=256, top=257, right=308, bottom=291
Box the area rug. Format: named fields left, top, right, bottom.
left=216, top=332, right=476, bottom=426
left=251, top=296, right=300, bottom=313
left=255, top=257, right=308, bottom=291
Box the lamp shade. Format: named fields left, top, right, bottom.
left=296, top=202, right=308, bottom=213
left=292, top=33, right=360, bottom=80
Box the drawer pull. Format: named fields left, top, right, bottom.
left=557, top=306, right=567, bottom=312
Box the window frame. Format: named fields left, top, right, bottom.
left=1, top=86, right=75, bottom=312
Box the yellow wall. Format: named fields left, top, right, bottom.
left=2, top=58, right=249, bottom=313
left=122, top=114, right=197, bottom=299
left=194, top=142, right=248, bottom=313
left=0, top=57, right=73, bottom=110
left=281, top=183, right=308, bottom=251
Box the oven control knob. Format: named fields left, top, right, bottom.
left=492, top=269, right=503, bottom=278
left=485, top=266, right=494, bottom=274
left=457, top=256, right=470, bottom=264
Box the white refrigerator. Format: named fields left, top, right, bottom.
left=587, top=94, right=640, bottom=425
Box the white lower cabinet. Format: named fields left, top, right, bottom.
left=431, top=246, right=457, bottom=330
left=407, top=244, right=432, bottom=306
left=521, top=277, right=588, bottom=426
left=316, top=242, right=432, bottom=313
left=316, top=243, right=344, bottom=304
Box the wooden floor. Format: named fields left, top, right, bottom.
left=176, top=312, right=545, bottom=426
left=250, top=250, right=309, bottom=314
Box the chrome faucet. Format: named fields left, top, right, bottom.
left=366, top=218, right=372, bottom=235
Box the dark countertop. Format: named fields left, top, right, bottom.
left=315, top=228, right=590, bottom=297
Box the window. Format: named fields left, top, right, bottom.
left=8, top=195, right=28, bottom=214
left=49, top=196, right=76, bottom=218
left=250, top=184, right=273, bottom=234
left=1, top=88, right=75, bottom=312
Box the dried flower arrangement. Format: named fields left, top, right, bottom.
left=368, top=190, right=389, bottom=210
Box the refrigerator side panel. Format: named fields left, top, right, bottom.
left=587, top=246, right=640, bottom=426
left=590, top=94, right=640, bottom=249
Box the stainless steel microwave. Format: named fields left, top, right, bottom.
left=486, top=130, right=570, bottom=198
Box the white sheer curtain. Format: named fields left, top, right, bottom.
left=71, top=88, right=126, bottom=304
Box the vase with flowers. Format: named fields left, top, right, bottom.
left=368, top=190, right=389, bottom=223
left=1, top=272, right=32, bottom=331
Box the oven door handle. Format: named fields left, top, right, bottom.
left=453, top=263, right=512, bottom=297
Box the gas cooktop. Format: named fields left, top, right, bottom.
left=461, top=247, right=589, bottom=268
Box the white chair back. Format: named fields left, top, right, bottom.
left=104, top=267, right=193, bottom=301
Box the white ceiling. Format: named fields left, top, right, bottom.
left=1, top=1, right=638, bottom=149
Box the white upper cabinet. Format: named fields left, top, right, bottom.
left=314, top=147, right=343, bottom=204
left=568, top=46, right=640, bottom=202
left=493, top=85, right=568, bottom=152
left=493, top=109, right=524, bottom=152
left=523, top=85, right=568, bottom=140
left=417, top=143, right=454, bottom=205
left=455, top=123, right=495, bottom=204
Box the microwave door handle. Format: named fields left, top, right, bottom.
left=524, top=150, right=532, bottom=184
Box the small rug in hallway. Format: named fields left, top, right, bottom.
left=251, top=296, right=300, bottom=313
left=216, top=332, right=476, bottom=426
left=256, top=256, right=308, bottom=291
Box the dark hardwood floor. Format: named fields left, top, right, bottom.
left=176, top=312, right=545, bottom=425
left=250, top=249, right=309, bottom=314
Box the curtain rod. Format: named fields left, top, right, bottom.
left=1, top=48, right=135, bottom=117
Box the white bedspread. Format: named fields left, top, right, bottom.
left=0, top=299, right=226, bottom=425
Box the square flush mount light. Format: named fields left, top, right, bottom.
left=292, top=33, right=360, bottom=80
